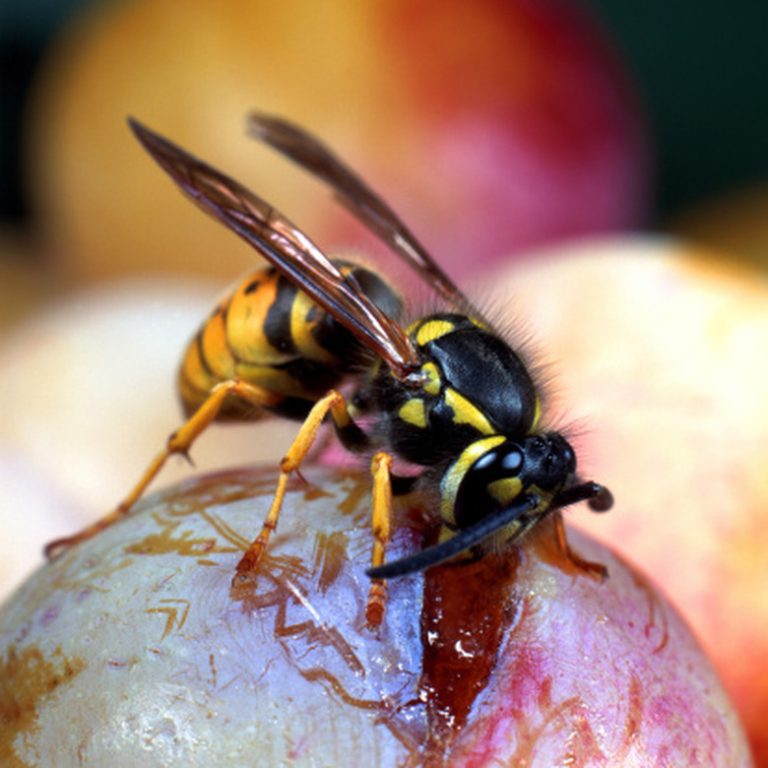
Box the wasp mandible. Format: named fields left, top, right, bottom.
left=46, top=115, right=613, bottom=626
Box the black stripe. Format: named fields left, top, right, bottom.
left=194, top=328, right=215, bottom=378
left=222, top=295, right=246, bottom=365
left=334, top=421, right=371, bottom=453
left=310, top=265, right=401, bottom=365
left=267, top=396, right=313, bottom=421
left=274, top=357, right=342, bottom=396
left=390, top=473, right=421, bottom=496
left=244, top=278, right=261, bottom=295
left=263, top=275, right=298, bottom=355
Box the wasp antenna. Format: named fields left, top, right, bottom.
left=588, top=484, right=614, bottom=513
left=367, top=494, right=539, bottom=579
left=551, top=481, right=613, bottom=513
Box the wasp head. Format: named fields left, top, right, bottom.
left=451, top=433, right=576, bottom=533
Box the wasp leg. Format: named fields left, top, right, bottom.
left=552, top=512, right=608, bottom=581
left=366, top=451, right=394, bottom=627
left=44, top=378, right=281, bottom=561
left=233, top=389, right=360, bottom=582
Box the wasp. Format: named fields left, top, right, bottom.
left=45, top=114, right=613, bottom=625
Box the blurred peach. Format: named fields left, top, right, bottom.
left=24, top=0, right=649, bottom=283
left=490, top=236, right=768, bottom=763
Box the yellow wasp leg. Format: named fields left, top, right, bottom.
left=366, top=451, right=393, bottom=627
left=234, top=389, right=353, bottom=581
left=552, top=512, right=608, bottom=581
left=44, top=378, right=281, bottom=561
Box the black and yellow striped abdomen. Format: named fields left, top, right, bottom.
left=179, top=262, right=401, bottom=421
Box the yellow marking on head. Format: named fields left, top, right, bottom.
left=489, top=518, right=529, bottom=551
left=527, top=485, right=556, bottom=511
left=420, top=362, right=441, bottom=396
left=469, top=316, right=490, bottom=332
left=434, top=524, right=475, bottom=561
left=415, top=318, right=455, bottom=347
left=530, top=397, right=541, bottom=432
left=444, top=388, right=495, bottom=435
left=398, top=398, right=428, bottom=428
left=487, top=477, right=523, bottom=506
left=440, top=436, right=506, bottom=524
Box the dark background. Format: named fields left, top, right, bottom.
left=1, top=0, right=81, bottom=222
left=2, top=0, right=767, bottom=225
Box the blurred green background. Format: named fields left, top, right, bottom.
left=1, top=0, right=81, bottom=223
left=2, top=0, right=767, bottom=225
left=587, top=1, right=768, bottom=217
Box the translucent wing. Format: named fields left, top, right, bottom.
left=247, top=113, right=479, bottom=316
left=129, top=119, right=420, bottom=382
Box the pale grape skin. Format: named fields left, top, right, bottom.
left=0, top=466, right=752, bottom=766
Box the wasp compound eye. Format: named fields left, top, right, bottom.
left=452, top=442, right=525, bottom=531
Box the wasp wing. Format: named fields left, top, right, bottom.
left=247, top=113, right=479, bottom=317
left=129, top=118, right=420, bottom=382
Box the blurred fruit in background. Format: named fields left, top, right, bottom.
left=0, top=230, right=52, bottom=331
left=23, top=0, right=650, bottom=283
left=491, top=236, right=768, bottom=765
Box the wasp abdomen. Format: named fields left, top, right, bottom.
left=179, top=262, right=401, bottom=422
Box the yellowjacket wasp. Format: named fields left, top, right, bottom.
left=46, top=115, right=613, bottom=626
